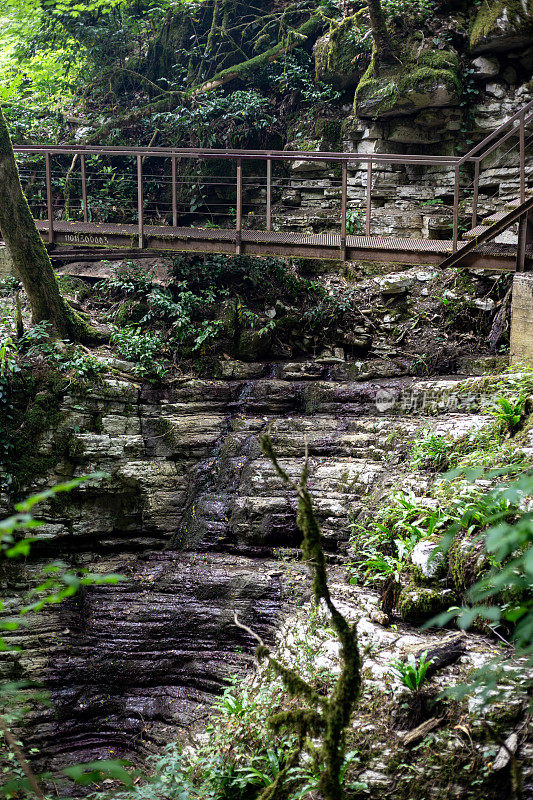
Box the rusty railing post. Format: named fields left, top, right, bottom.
left=340, top=160, right=347, bottom=260
left=236, top=157, right=242, bottom=255
left=137, top=154, right=144, bottom=249
left=520, top=109, right=526, bottom=204
left=452, top=164, right=460, bottom=252
left=266, top=157, right=272, bottom=231
left=366, top=160, right=372, bottom=237
left=45, top=151, right=54, bottom=243
left=472, top=159, right=480, bottom=229
left=80, top=154, right=88, bottom=223
left=172, top=156, right=178, bottom=227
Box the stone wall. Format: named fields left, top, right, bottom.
left=510, top=272, right=533, bottom=364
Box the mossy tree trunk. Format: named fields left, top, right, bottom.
left=0, top=106, right=104, bottom=344
left=367, top=0, right=395, bottom=71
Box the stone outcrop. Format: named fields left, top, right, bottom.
left=313, top=14, right=365, bottom=89
left=15, top=552, right=282, bottom=767
left=355, top=51, right=461, bottom=119
left=471, top=0, right=533, bottom=54
left=5, top=354, right=519, bottom=773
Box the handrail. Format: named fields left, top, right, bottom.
left=15, top=98, right=533, bottom=257
left=457, top=96, right=533, bottom=166
left=475, top=108, right=533, bottom=163
left=13, top=143, right=461, bottom=166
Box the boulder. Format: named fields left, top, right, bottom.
left=355, top=51, right=460, bottom=119
left=237, top=328, right=272, bottom=361
left=411, top=537, right=445, bottom=578
left=471, top=55, right=500, bottom=79
left=486, top=81, right=506, bottom=98
left=314, top=14, right=366, bottom=90
left=377, top=275, right=415, bottom=295
left=471, top=0, right=533, bottom=54
left=397, top=586, right=457, bottom=622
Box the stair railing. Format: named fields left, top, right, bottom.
left=451, top=97, right=533, bottom=250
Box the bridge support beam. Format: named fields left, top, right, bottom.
left=510, top=273, right=533, bottom=366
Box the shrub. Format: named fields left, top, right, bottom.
left=410, top=431, right=454, bottom=472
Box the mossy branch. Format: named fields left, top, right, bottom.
left=189, top=13, right=324, bottom=97
left=233, top=435, right=362, bottom=800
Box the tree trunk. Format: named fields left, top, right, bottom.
left=0, top=106, right=104, bottom=344
left=367, top=0, right=395, bottom=70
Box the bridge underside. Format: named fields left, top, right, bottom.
left=36, top=220, right=525, bottom=272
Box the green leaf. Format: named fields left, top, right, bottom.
left=62, top=759, right=134, bottom=787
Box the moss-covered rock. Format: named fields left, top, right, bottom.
left=355, top=50, right=461, bottom=119
left=470, top=0, right=533, bottom=54
left=115, top=299, right=148, bottom=327
left=314, top=14, right=367, bottom=90
left=397, top=584, right=457, bottom=622
left=448, top=533, right=489, bottom=592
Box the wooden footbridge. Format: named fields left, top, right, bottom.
left=12, top=99, right=533, bottom=273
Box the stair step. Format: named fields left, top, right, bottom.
left=504, top=190, right=533, bottom=210
left=485, top=211, right=508, bottom=223
left=462, top=210, right=518, bottom=240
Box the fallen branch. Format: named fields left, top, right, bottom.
left=415, top=634, right=466, bottom=680
left=232, top=434, right=361, bottom=800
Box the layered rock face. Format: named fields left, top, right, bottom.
left=8, top=361, right=510, bottom=770
left=21, top=552, right=282, bottom=767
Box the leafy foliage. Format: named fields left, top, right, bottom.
left=490, top=394, right=527, bottom=435
left=428, top=470, right=533, bottom=705
left=410, top=431, right=454, bottom=472
left=389, top=650, right=434, bottom=692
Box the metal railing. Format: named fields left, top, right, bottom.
left=13, top=97, right=533, bottom=257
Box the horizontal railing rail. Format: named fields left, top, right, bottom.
left=14, top=143, right=462, bottom=165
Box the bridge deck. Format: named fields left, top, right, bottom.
left=35, top=220, right=519, bottom=271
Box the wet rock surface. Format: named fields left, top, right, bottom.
left=5, top=362, right=510, bottom=773
left=12, top=552, right=283, bottom=769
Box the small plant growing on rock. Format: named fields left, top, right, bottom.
left=389, top=650, right=434, bottom=692
left=410, top=431, right=454, bottom=472
left=490, top=394, right=527, bottom=436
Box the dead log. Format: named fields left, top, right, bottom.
left=401, top=717, right=442, bottom=746
left=415, top=634, right=466, bottom=680
left=489, top=287, right=512, bottom=352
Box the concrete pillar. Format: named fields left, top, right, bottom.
left=0, top=246, right=14, bottom=278
left=510, top=273, right=533, bottom=365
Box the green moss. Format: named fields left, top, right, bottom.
left=470, top=0, right=533, bottom=49
left=115, top=299, right=148, bottom=328
left=9, top=370, right=70, bottom=493
left=354, top=47, right=461, bottom=118
left=190, top=13, right=323, bottom=91
left=152, top=417, right=180, bottom=449
left=237, top=328, right=271, bottom=361
left=396, top=584, right=457, bottom=622
left=448, top=533, right=489, bottom=592
left=314, top=14, right=365, bottom=89
left=314, top=118, right=342, bottom=149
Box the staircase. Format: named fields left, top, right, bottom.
left=442, top=99, right=533, bottom=272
